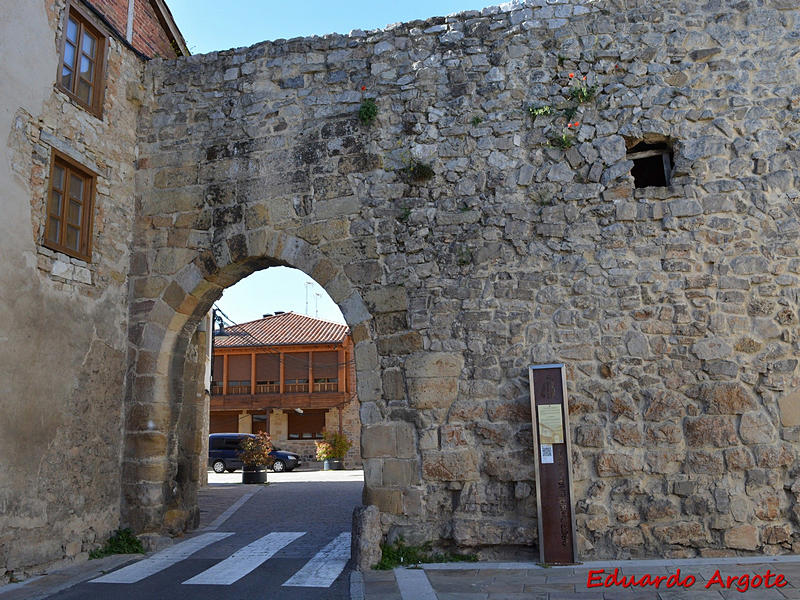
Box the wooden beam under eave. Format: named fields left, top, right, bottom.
left=210, top=392, right=348, bottom=412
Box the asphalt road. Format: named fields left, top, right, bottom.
left=44, top=472, right=364, bottom=600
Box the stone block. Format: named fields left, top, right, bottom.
left=407, top=375, right=459, bottom=410
left=484, top=450, right=535, bottom=481
left=685, top=450, right=725, bottom=475
left=691, top=336, right=732, bottom=360
left=422, top=449, right=479, bottom=481
left=739, top=411, right=776, bottom=444
left=403, top=489, right=425, bottom=517
left=361, top=425, right=396, bottom=458
left=701, top=382, right=758, bottom=414
left=382, top=368, right=404, bottom=401
left=724, top=447, right=755, bottom=470
left=595, top=451, right=642, bottom=476
left=778, top=388, right=800, bottom=426
left=377, top=332, right=423, bottom=355
left=763, top=524, right=791, bottom=545
left=124, top=432, right=168, bottom=460
left=354, top=341, right=378, bottom=371
left=363, top=487, right=402, bottom=515
left=725, top=524, right=759, bottom=550
left=684, top=415, right=738, bottom=447
left=352, top=505, right=382, bottom=570
left=395, top=422, right=417, bottom=459
left=364, top=286, right=408, bottom=313
left=382, top=459, right=418, bottom=487
left=363, top=459, right=383, bottom=487
left=653, top=522, right=707, bottom=545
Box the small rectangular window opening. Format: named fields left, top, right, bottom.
left=627, top=141, right=673, bottom=188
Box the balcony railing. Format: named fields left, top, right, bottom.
left=313, top=381, right=338, bottom=392
left=255, top=382, right=280, bottom=394
left=228, top=381, right=250, bottom=394
left=211, top=379, right=338, bottom=395
left=284, top=382, right=309, bottom=393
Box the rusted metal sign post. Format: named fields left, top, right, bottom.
left=529, top=364, right=577, bottom=564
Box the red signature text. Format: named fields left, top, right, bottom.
left=586, top=568, right=787, bottom=592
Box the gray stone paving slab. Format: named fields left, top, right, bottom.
left=395, top=568, right=437, bottom=600
left=360, top=558, right=800, bottom=600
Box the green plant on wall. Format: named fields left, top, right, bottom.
left=405, top=160, right=434, bottom=182
left=358, top=95, right=378, bottom=126
left=89, top=528, right=144, bottom=559
left=568, top=72, right=597, bottom=103
left=529, top=104, right=552, bottom=118
left=374, top=538, right=477, bottom=570
left=549, top=132, right=575, bottom=149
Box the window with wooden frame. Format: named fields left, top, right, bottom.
left=58, top=3, right=106, bottom=116
left=287, top=410, right=326, bottom=440
left=44, top=152, right=95, bottom=261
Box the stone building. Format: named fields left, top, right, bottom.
left=0, top=0, right=187, bottom=582
left=2, top=0, right=800, bottom=582
left=210, top=311, right=361, bottom=465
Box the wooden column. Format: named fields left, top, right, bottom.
left=337, top=347, right=345, bottom=392
left=308, top=350, right=313, bottom=394
left=222, top=353, right=229, bottom=395
left=250, top=352, right=256, bottom=394
left=279, top=352, right=284, bottom=394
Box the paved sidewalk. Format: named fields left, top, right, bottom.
left=359, top=556, right=800, bottom=599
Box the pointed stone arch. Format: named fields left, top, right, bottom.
left=122, top=226, right=376, bottom=534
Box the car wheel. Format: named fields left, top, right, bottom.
left=272, top=460, right=285, bottom=472
left=212, top=460, right=226, bottom=473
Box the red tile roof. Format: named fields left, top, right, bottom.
left=214, top=311, right=349, bottom=348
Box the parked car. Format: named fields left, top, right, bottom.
left=209, top=433, right=301, bottom=473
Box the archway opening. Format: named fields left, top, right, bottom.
left=206, top=266, right=362, bottom=473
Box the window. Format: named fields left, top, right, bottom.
left=627, top=140, right=673, bottom=188
left=288, top=410, right=325, bottom=439
left=44, top=152, right=95, bottom=261
left=58, top=3, right=106, bottom=115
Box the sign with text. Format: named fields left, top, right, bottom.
left=529, top=364, right=577, bottom=565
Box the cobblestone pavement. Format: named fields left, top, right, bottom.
left=359, top=557, right=800, bottom=599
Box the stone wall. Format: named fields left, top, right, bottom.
left=130, top=0, right=800, bottom=560
left=0, top=0, right=144, bottom=580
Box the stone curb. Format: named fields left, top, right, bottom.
left=0, top=554, right=141, bottom=600
left=419, top=554, right=800, bottom=570
left=350, top=570, right=365, bottom=600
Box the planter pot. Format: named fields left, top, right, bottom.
left=242, top=465, right=267, bottom=484
left=323, top=459, right=344, bottom=471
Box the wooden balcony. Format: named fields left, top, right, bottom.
left=210, top=391, right=348, bottom=411
left=211, top=379, right=340, bottom=397
left=313, top=381, right=338, bottom=392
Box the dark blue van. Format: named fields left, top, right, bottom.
left=209, top=433, right=301, bottom=473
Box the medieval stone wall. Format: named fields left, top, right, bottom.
left=131, top=0, right=800, bottom=560
left=0, top=0, right=144, bottom=580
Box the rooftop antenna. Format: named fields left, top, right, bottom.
left=315, top=292, right=322, bottom=318
left=305, top=281, right=313, bottom=315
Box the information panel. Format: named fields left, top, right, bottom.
left=529, top=364, right=577, bottom=564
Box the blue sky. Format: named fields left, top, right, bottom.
left=168, top=0, right=498, bottom=54
left=170, top=1, right=498, bottom=326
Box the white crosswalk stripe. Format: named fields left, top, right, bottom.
left=182, top=531, right=305, bottom=585
left=282, top=532, right=351, bottom=588
left=90, top=532, right=234, bottom=584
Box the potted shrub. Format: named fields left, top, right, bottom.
left=315, top=432, right=352, bottom=471
left=238, top=432, right=273, bottom=484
